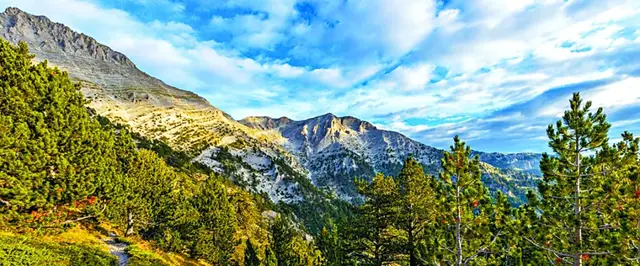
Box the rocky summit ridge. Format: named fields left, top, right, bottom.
left=240, top=114, right=542, bottom=202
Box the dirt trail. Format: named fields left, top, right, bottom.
left=104, top=233, right=129, bottom=266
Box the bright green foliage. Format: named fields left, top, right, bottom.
left=529, top=93, right=632, bottom=265
left=264, top=247, right=278, bottom=266
left=436, top=136, right=500, bottom=265
left=608, top=132, right=640, bottom=262
left=244, top=239, right=260, bottom=266
left=111, top=149, right=176, bottom=236
left=349, top=173, right=400, bottom=265
left=491, top=191, right=527, bottom=265
left=396, top=157, right=437, bottom=265
left=0, top=234, right=117, bottom=266
left=133, top=174, right=238, bottom=264
left=269, top=214, right=322, bottom=266
left=317, top=219, right=344, bottom=266
left=228, top=188, right=270, bottom=264
left=0, top=40, right=119, bottom=223
left=183, top=176, right=238, bottom=264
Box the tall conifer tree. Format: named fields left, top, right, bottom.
left=530, top=93, right=623, bottom=265
left=437, top=136, right=500, bottom=265
left=352, top=173, right=400, bottom=265
left=396, top=157, right=436, bottom=265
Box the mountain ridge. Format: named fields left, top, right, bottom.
left=240, top=113, right=542, bottom=202
left=0, top=6, right=211, bottom=109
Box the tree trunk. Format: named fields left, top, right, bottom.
left=456, top=184, right=463, bottom=266
left=409, top=225, right=416, bottom=266
left=574, top=136, right=582, bottom=266
left=125, top=211, right=135, bottom=237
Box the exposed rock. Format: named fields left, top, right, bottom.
left=0, top=6, right=210, bottom=108
left=241, top=114, right=542, bottom=202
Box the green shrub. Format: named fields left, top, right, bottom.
left=0, top=235, right=117, bottom=266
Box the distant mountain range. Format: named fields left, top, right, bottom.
left=241, top=114, right=542, bottom=202
left=0, top=7, right=542, bottom=205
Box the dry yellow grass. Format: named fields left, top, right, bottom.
left=2, top=223, right=209, bottom=266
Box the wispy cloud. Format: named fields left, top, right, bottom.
left=2, top=0, right=639, bottom=152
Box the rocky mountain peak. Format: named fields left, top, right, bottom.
left=0, top=7, right=210, bottom=108
left=1, top=7, right=135, bottom=68
left=240, top=116, right=294, bottom=130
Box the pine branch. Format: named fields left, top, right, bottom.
left=580, top=251, right=611, bottom=255
left=546, top=170, right=609, bottom=179
left=582, top=179, right=624, bottom=212
left=547, top=195, right=572, bottom=203
left=624, top=256, right=640, bottom=262
left=0, top=198, right=10, bottom=206
left=523, top=236, right=573, bottom=258
left=463, top=231, right=502, bottom=265
left=551, top=252, right=572, bottom=264
left=44, top=205, right=107, bottom=228
left=440, top=244, right=455, bottom=254
left=535, top=221, right=615, bottom=231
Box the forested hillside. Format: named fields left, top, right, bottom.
left=0, top=39, right=321, bottom=265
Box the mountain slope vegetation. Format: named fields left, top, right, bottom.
left=0, top=39, right=321, bottom=265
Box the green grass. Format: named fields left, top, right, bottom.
left=126, top=244, right=169, bottom=266
left=0, top=233, right=117, bottom=266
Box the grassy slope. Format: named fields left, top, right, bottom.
left=0, top=224, right=209, bottom=266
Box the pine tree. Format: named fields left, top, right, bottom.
left=610, top=132, right=640, bottom=262
left=396, top=157, right=436, bottom=265
left=268, top=214, right=322, bottom=266
left=244, top=239, right=260, bottom=266
left=351, top=173, right=400, bottom=265
left=317, top=219, right=343, bottom=266
left=108, top=149, right=175, bottom=236
left=437, top=136, right=500, bottom=265
left=270, top=215, right=296, bottom=266
left=188, top=176, right=238, bottom=264
left=264, top=248, right=278, bottom=266
left=0, top=39, right=119, bottom=224
left=228, top=188, right=270, bottom=265
left=529, top=93, right=623, bottom=265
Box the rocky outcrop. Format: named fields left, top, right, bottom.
left=241, top=113, right=542, bottom=202
left=0, top=6, right=210, bottom=108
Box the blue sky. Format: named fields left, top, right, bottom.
left=3, top=0, right=640, bottom=153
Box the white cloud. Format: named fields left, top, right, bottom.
left=538, top=76, right=640, bottom=118
left=384, top=63, right=435, bottom=91
left=612, top=118, right=640, bottom=128
left=292, top=0, right=439, bottom=63
left=110, top=36, right=191, bottom=67
left=208, top=0, right=299, bottom=49
left=2, top=0, right=640, bottom=153
left=271, top=63, right=305, bottom=78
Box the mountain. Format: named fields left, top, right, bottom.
left=241, top=114, right=542, bottom=202
left=0, top=7, right=542, bottom=206
left=0, top=7, right=208, bottom=109
left=0, top=7, right=319, bottom=205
